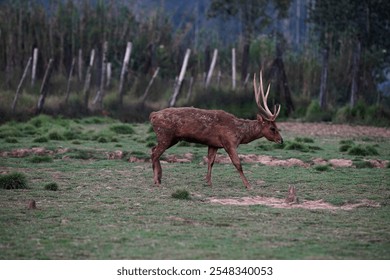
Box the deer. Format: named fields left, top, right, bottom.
left=149, top=71, right=283, bottom=189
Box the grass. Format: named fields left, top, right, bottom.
left=0, top=115, right=389, bottom=259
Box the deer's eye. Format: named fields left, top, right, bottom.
left=270, top=127, right=276, bottom=133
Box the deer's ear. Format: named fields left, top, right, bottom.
left=257, top=114, right=264, bottom=123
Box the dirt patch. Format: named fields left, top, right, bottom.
left=209, top=196, right=381, bottom=211
left=278, top=122, right=390, bottom=138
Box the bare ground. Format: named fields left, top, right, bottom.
left=278, top=122, right=390, bottom=138
left=208, top=196, right=381, bottom=210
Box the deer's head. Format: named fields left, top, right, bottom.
left=254, top=71, right=283, bottom=144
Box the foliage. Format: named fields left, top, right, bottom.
left=171, top=189, right=191, bottom=200
left=44, top=182, right=59, bottom=191
left=0, top=172, right=28, bottom=189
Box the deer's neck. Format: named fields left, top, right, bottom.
left=239, top=119, right=263, bottom=144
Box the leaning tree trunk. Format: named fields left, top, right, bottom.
left=350, top=39, right=362, bottom=108
left=319, top=47, right=329, bottom=109
left=36, top=58, right=54, bottom=114
left=271, top=41, right=294, bottom=116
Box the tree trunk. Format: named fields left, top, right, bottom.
left=94, top=41, right=108, bottom=110
left=31, top=48, right=38, bottom=87
left=36, top=58, right=54, bottom=114
left=12, top=57, right=32, bottom=113
left=241, top=43, right=250, bottom=83
left=319, top=47, right=329, bottom=109
left=83, top=49, right=95, bottom=112
left=350, top=39, right=362, bottom=108
left=271, top=40, right=294, bottom=116
left=232, top=48, right=236, bottom=90
left=169, top=49, right=191, bottom=107
left=65, top=57, right=76, bottom=104
left=140, top=67, right=160, bottom=103
left=205, top=49, right=218, bottom=89
left=118, top=42, right=132, bottom=106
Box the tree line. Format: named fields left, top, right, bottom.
left=0, top=0, right=389, bottom=123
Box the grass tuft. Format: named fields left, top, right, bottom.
left=171, top=189, right=191, bottom=200
left=314, top=165, right=332, bottom=172
left=110, top=124, right=135, bottom=135
left=44, top=182, right=59, bottom=191
left=0, top=172, right=28, bottom=189
left=28, top=155, right=53, bottom=163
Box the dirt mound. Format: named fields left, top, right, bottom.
left=209, top=196, right=381, bottom=211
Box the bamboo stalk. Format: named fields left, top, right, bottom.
left=83, top=49, right=95, bottom=111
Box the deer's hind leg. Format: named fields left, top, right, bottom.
left=151, top=136, right=178, bottom=186
left=205, top=146, right=218, bottom=186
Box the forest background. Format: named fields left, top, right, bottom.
left=0, top=0, right=389, bottom=125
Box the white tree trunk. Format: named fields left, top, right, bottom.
left=118, top=42, right=132, bottom=105
left=12, top=57, right=32, bottom=112
left=31, top=48, right=38, bottom=87
left=232, top=48, right=236, bottom=90
left=205, top=49, right=218, bottom=88
left=169, top=48, right=191, bottom=107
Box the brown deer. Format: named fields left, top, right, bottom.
left=149, top=71, right=283, bottom=189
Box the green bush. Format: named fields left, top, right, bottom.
left=348, top=145, right=379, bottom=156
left=33, top=136, right=49, bottom=143
left=5, top=137, right=18, bottom=143
left=0, top=172, right=28, bottom=189
left=44, top=182, right=59, bottom=191
left=48, top=131, right=65, bottom=141
left=110, top=124, right=135, bottom=135
left=171, top=189, right=191, bottom=200
left=29, top=155, right=53, bottom=163
left=305, top=101, right=332, bottom=122
left=314, top=165, right=332, bottom=172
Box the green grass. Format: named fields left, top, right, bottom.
left=0, top=116, right=389, bottom=259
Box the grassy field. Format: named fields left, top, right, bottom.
left=0, top=115, right=389, bottom=259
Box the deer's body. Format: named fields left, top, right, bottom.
left=150, top=71, right=283, bottom=189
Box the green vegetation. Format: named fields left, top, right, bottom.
left=171, top=189, right=191, bottom=200
left=0, top=116, right=389, bottom=259
left=44, top=182, right=59, bottom=191
left=0, top=172, right=28, bottom=189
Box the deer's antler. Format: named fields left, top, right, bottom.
left=253, top=71, right=281, bottom=121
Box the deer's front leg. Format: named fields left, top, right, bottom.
left=224, top=145, right=251, bottom=189
left=205, top=146, right=218, bottom=186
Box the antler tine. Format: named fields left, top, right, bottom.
left=274, top=104, right=281, bottom=119
left=254, top=73, right=272, bottom=118
left=259, top=71, right=274, bottom=117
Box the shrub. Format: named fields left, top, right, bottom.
left=48, top=131, right=65, bottom=141
left=44, top=182, right=59, bottom=191
left=5, top=137, right=18, bottom=143
left=110, top=124, right=135, bottom=135
left=339, top=144, right=352, bottom=152
left=29, top=155, right=53, bottom=163
left=284, top=141, right=309, bottom=152
left=348, top=145, right=379, bottom=156
left=354, top=160, right=373, bottom=169
left=305, top=101, right=332, bottom=122
left=171, top=189, right=191, bottom=200
left=314, top=165, right=331, bottom=172
left=33, top=136, right=49, bottom=143
left=295, top=137, right=314, bottom=143
left=0, top=172, right=28, bottom=189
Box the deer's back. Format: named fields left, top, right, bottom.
left=150, top=107, right=243, bottom=146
